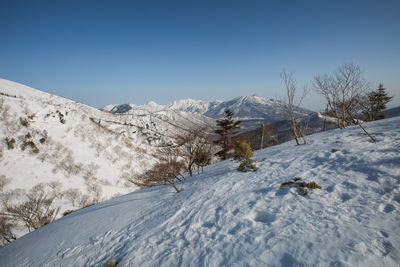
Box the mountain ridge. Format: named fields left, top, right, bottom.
left=104, top=95, right=313, bottom=124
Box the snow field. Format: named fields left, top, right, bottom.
left=1, top=116, right=399, bottom=266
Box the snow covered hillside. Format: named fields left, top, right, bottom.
left=0, top=78, right=213, bottom=240
left=2, top=117, right=399, bottom=266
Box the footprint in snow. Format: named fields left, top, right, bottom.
left=228, top=223, right=243, bottom=235
left=379, top=230, right=389, bottom=238
left=392, top=195, right=400, bottom=204
left=340, top=193, right=352, bottom=202
left=371, top=239, right=393, bottom=256
left=341, top=181, right=358, bottom=189
left=326, top=185, right=335, bottom=193
left=253, top=211, right=276, bottom=225
left=380, top=203, right=396, bottom=213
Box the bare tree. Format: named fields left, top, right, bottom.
left=313, top=63, right=368, bottom=129
left=280, top=70, right=308, bottom=145
left=127, top=160, right=185, bottom=193
left=176, top=127, right=212, bottom=176
left=194, top=143, right=214, bottom=174
left=3, top=184, right=60, bottom=232
left=258, top=123, right=280, bottom=149
left=0, top=215, right=17, bottom=244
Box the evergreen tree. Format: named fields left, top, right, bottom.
left=366, top=84, right=393, bottom=120
left=215, top=110, right=241, bottom=160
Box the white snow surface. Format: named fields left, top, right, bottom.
left=1, top=117, right=400, bottom=266
left=0, top=78, right=214, bottom=240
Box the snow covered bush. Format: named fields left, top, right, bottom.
left=233, top=140, right=257, bottom=172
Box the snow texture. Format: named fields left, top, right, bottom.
left=0, top=78, right=213, bottom=239
left=1, top=116, right=399, bottom=266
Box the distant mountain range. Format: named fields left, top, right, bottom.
left=103, top=95, right=317, bottom=139
left=103, top=95, right=312, bottom=122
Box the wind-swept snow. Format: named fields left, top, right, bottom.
left=1, top=117, right=399, bottom=266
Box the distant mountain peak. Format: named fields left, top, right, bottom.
left=105, top=95, right=312, bottom=123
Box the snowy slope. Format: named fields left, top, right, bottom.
left=0, top=78, right=213, bottom=240
left=1, top=117, right=399, bottom=266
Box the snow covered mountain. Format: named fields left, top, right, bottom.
left=104, top=99, right=223, bottom=115
left=1, top=117, right=399, bottom=266
left=0, top=78, right=213, bottom=241
left=104, top=95, right=312, bottom=121
left=105, top=95, right=315, bottom=135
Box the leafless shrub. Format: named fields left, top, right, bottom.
left=175, top=127, right=213, bottom=176
left=21, top=140, right=40, bottom=154
left=79, top=194, right=95, bottom=207
left=84, top=163, right=99, bottom=180
left=87, top=183, right=103, bottom=204
left=127, top=160, right=185, bottom=193
left=64, top=188, right=82, bottom=206
left=37, top=151, right=50, bottom=162
left=194, top=143, right=214, bottom=174
left=4, top=184, right=60, bottom=232
left=111, top=193, right=123, bottom=199
left=5, top=137, right=16, bottom=150
left=19, top=117, right=29, bottom=127
left=298, top=121, right=310, bottom=144
left=280, top=70, right=308, bottom=145
left=313, top=63, right=368, bottom=129
left=0, top=215, right=17, bottom=245
left=47, top=181, right=64, bottom=199
left=0, top=175, right=11, bottom=193
left=56, top=111, right=66, bottom=124
left=2, top=105, right=21, bottom=134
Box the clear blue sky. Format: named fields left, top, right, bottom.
left=1, top=0, right=399, bottom=110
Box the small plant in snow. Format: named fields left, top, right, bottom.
left=5, top=137, right=16, bottom=150
left=233, top=140, right=257, bottom=172
left=56, top=111, right=66, bottom=124
left=21, top=140, right=40, bottom=154
left=19, top=117, right=29, bottom=127
left=104, top=260, right=118, bottom=267
left=280, top=177, right=322, bottom=196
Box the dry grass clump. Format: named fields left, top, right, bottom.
left=280, top=177, right=322, bottom=196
